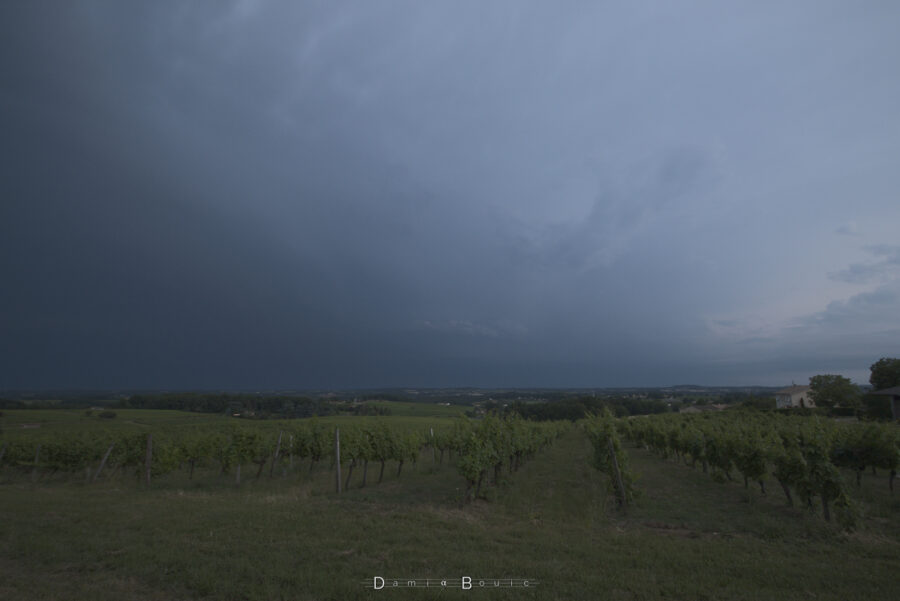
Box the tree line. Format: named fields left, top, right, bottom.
left=123, top=393, right=389, bottom=418
left=499, top=396, right=671, bottom=421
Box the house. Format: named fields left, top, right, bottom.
left=775, top=385, right=814, bottom=409
left=870, top=386, right=900, bottom=420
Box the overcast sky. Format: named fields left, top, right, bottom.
left=2, top=1, right=899, bottom=390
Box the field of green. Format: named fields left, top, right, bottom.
left=0, top=408, right=459, bottom=441
left=367, top=400, right=469, bottom=418
left=0, top=408, right=234, bottom=431
left=0, top=409, right=898, bottom=600
left=0, top=405, right=465, bottom=429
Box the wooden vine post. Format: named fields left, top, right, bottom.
left=607, top=437, right=627, bottom=514
left=270, top=430, right=283, bottom=478
left=92, top=443, right=115, bottom=483
left=288, top=434, right=294, bottom=469
left=335, top=427, right=342, bottom=494
left=144, top=434, right=153, bottom=487
left=31, top=444, right=41, bottom=483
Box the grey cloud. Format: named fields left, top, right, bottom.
left=418, top=320, right=527, bottom=340
left=834, top=222, right=859, bottom=236
left=529, top=145, right=721, bottom=271
left=828, top=245, right=900, bottom=284
left=703, top=277, right=900, bottom=385
left=803, top=281, right=900, bottom=333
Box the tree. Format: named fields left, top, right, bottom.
left=809, top=375, right=861, bottom=408
left=741, top=396, right=776, bottom=411
left=869, top=357, right=900, bottom=391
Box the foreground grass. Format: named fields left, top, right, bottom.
left=1, top=428, right=898, bottom=600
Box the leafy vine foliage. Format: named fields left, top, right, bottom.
left=451, top=415, right=569, bottom=502
left=0, top=416, right=569, bottom=504
left=584, top=409, right=637, bottom=508
left=619, top=412, right=899, bottom=529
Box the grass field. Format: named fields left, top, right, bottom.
left=0, top=406, right=462, bottom=435
left=366, top=400, right=469, bottom=418
left=0, top=409, right=234, bottom=433
left=1, top=413, right=898, bottom=600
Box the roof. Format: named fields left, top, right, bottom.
left=776, top=385, right=811, bottom=394
left=871, top=386, right=900, bottom=396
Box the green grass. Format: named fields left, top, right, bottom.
left=0, top=409, right=459, bottom=439
left=312, top=414, right=459, bottom=430
left=367, top=400, right=469, bottom=418
left=1, top=424, right=898, bottom=600
left=0, top=409, right=232, bottom=434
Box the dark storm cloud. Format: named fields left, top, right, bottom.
left=2, top=1, right=899, bottom=388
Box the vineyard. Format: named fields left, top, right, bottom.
left=0, top=412, right=569, bottom=502
left=619, top=412, right=899, bottom=527
left=0, top=407, right=898, bottom=600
